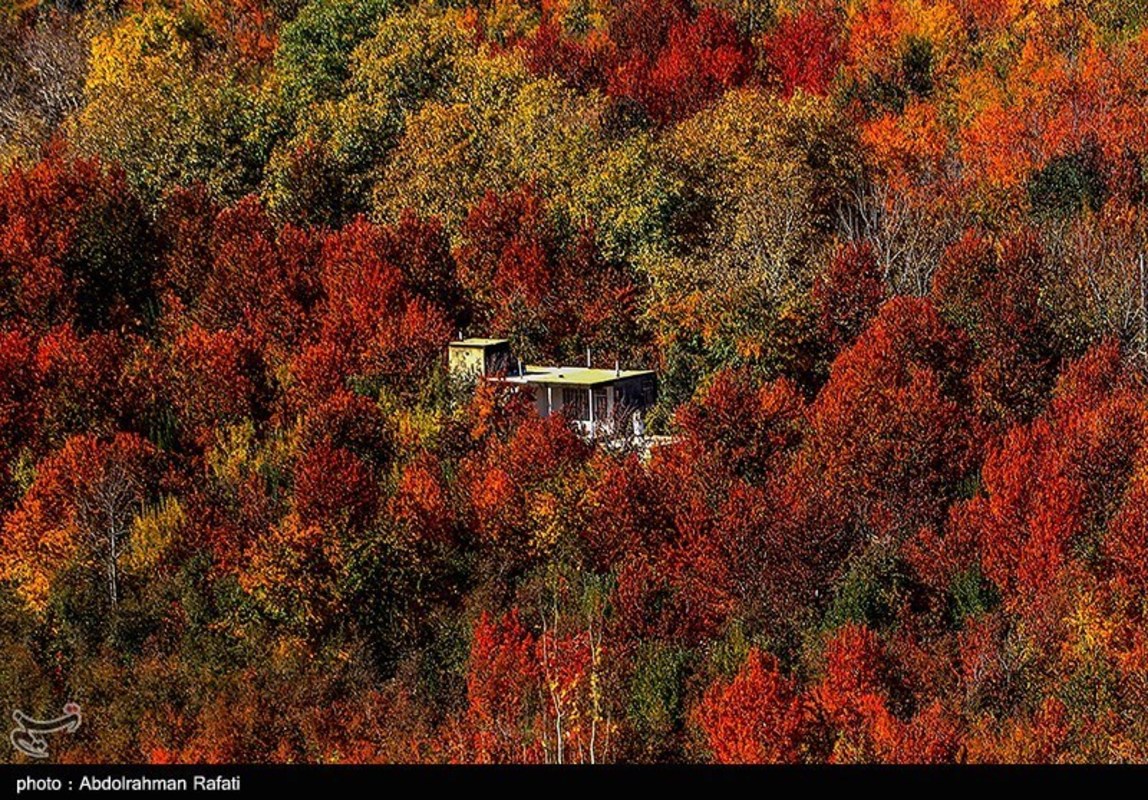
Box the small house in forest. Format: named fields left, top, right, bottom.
left=447, top=338, right=658, bottom=439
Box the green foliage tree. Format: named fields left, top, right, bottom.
left=265, top=3, right=469, bottom=224
left=274, top=0, right=397, bottom=116
left=72, top=9, right=275, bottom=201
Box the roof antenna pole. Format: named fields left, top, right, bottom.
left=586, top=347, right=591, bottom=368
left=615, top=359, right=620, bottom=377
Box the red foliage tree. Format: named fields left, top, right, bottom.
left=1106, top=474, right=1148, bottom=594
left=607, top=3, right=753, bottom=124
left=611, top=461, right=737, bottom=645
left=694, top=649, right=806, bottom=763
left=166, top=324, right=266, bottom=447
left=932, top=230, right=1059, bottom=426
left=0, top=153, right=156, bottom=332
left=959, top=341, right=1147, bottom=607
left=390, top=452, right=454, bottom=547
left=156, top=184, right=220, bottom=311
left=455, top=186, right=567, bottom=357
left=35, top=324, right=137, bottom=444
left=318, top=217, right=452, bottom=394
left=459, top=185, right=641, bottom=361
left=0, top=327, right=37, bottom=506
left=813, top=241, right=886, bottom=353
left=193, top=196, right=321, bottom=353
left=806, top=296, right=974, bottom=538
left=890, top=701, right=963, bottom=763
left=811, top=624, right=899, bottom=763
left=524, top=19, right=611, bottom=94
left=463, top=413, right=590, bottom=560
left=580, top=452, right=672, bottom=571
left=380, top=210, right=467, bottom=325
left=463, top=610, right=543, bottom=763
left=295, top=389, right=394, bottom=470
left=293, top=443, right=379, bottom=535
left=661, top=491, right=737, bottom=641
left=524, top=0, right=753, bottom=125
left=675, top=371, right=805, bottom=483
left=762, top=7, right=844, bottom=98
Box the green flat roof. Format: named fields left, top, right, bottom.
left=519, top=366, right=655, bottom=387
left=450, top=338, right=510, bottom=347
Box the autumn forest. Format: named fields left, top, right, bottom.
left=3, top=0, right=1148, bottom=764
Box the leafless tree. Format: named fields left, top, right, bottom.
left=0, top=11, right=89, bottom=153
left=537, top=591, right=565, bottom=764
left=583, top=585, right=608, bottom=765
left=535, top=571, right=612, bottom=765
left=75, top=456, right=142, bottom=609
left=838, top=178, right=967, bottom=296
left=721, top=162, right=816, bottom=303
left=1042, top=208, right=1148, bottom=370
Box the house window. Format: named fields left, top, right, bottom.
left=592, top=387, right=607, bottom=422
left=562, top=388, right=589, bottom=421
left=640, top=377, right=656, bottom=407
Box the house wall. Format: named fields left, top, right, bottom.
left=613, top=375, right=657, bottom=412
left=531, top=386, right=552, bottom=417
left=448, top=343, right=513, bottom=377
left=483, top=343, right=512, bottom=375
left=526, top=375, right=656, bottom=433
left=527, top=383, right=585, bottom=420
left=533, top=383, right=622, bottom=424
left=448, top=346, right=486, bottom=378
